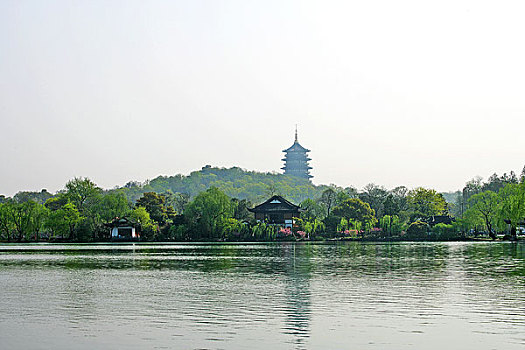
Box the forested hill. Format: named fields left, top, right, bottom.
left=118, top=166, right=328, bottom=204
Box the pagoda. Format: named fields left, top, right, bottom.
left=281, top=127, right=313, bottom=180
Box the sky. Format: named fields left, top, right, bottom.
left=1, top=0, right=525, bottom=196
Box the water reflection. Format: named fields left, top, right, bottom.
left=0, top=242, right=524, bottom=350
left=281, top=244, right=312, bottom=349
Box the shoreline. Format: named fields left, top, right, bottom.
left=0, top=238, right=522, bottom=245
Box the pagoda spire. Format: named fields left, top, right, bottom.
left=282, top=126, right=312, bottom=180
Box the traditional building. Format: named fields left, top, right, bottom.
left=248, top=195, right=302, bottom=228
left=105, top=217, right=139, bottom=240
left=281, top=127, right=313, bottom=180
left=426, top=215, right=455, bottom=226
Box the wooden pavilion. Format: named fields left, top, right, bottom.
left=248, top=195, right=302, bottom=228
left=105, top=217, right=139, bottom=240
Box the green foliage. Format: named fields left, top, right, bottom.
left=407, top=187, right=447, bottom=219
left=45, top=202, right=82, bottom=240
left=220, top=218, right=243, bottom=240
left=430, top=223, right=456, bottom=240
left=251, top=222, right=278, bottom=241
left=406, top=221, right=429, bottom=239
left=29, top=202, right=49, bottom=241
left=379, top=215, right=403, bottom=237
left=118, top=166, right=329, bottom=204
left=129, top=206, right=157, bottom=240
left=165, top=224, right=187, bottom=241
left=319, top=188, right=336, bottom=217
left=162, top=191, right=190, bottom=214
left=0, top=202, right=14, bottom=241
left=459, top=183, right=525, bottom=238
left=231, top=198, right=253, bottom=222
left=9, top=166, right=525, bottom=242
left=135, top=192, right=175, bottom=226
left=13, top=189, right=53, bottom=204
left=300, top=198, right=325, bottom=221
left=332, top=198, right=377, bottom=230
left=497, top=183, right=525, bottom=229
left=184, top=187, right=234, bottom=239
left=295, top=217, right=325, bottom=239
left=359, top=183, right=388, bottom=218
left=65, top=177, right=102, bottom=213
left=465, top=191, right=498, bottom=238
left=91, top=191, right=132, bottom=223
left=323, top=215, right=342, bottom=234
left=0, top=200, right=48, bottom=241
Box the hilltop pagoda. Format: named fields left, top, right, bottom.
left=281, top=127, right=313, bottom=180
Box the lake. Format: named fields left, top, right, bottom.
left=0, top=242, right=523, bottom=349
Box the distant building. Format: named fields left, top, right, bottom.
left=281, top=127, right=312, bottom=180
left=105, top=217, right=139, bottom=240
left=248, top=195, right=302, bottom=228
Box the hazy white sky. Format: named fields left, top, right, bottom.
left=1, top=0, right=525, bottom=196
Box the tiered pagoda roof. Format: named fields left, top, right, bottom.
left=281, top=127, right=313, bottom=180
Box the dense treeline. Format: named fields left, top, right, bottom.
left=118, top=166, right=326, bottom=204
left=0, top=166, right=524, bottom=242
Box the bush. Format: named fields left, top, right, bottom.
left=406, top=221, right=429, bottom=239
left=431, top=223, right=457, bottom=240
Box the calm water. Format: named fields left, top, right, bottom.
left=0, top=242, right=523, bottom=350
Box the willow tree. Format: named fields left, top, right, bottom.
left=467, top=191, right=498, bottom=239
left=497, top=183, right=525, bottom=236
left=184, top=187, right=233, bottom=240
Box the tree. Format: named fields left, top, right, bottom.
left=184, top=187, right=233, bottom=239
left=45, top=202, right=82, bottom=240
left=0, top=202, right=14, bottom=241
left=462, top=176, right=483, bottom=205
left=407, top=187, right=446, bottom=219
left=497, top=183, right=525, bottom=235
left=5, top=200, right=47, bottom=242
left=389, top=186, right=409, bottom=212
left=406, top=221, right=429, bottom=239
left=383, top=194, right=398, bottom=217
left=300, top=198, right=324, bottom=221
left=319, top=188, right=336, bottom=217
left=332, top=198, right=377, bottom=231
left=265, top=183, right=280, bottom=197
left=173, top=192, right=190, bottom=214
left=91, top=191, right=131, bottom=223
left=13, top=189, right=53, bottom=204
left=45, top=194, right=69, bottom=211
left=295, top=217, right=325, bottom=239
left=467, top=191, right=498, bottom=239
left=30, top=203, right=49, bottom=241
left=482, top=172, right=518, bottom=193
left=129, top=206, right=157, bottom=240
left=231, top=198, right=252, bottom=222
left=117, top=166, right=325, bottom=205
left=65, top=177, right=102, bottom=213
left=136, top=192, right=170, bottom=225
left=359, top=183, right=388, bottom=218
left=379, top=215, right=403, bottom=237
